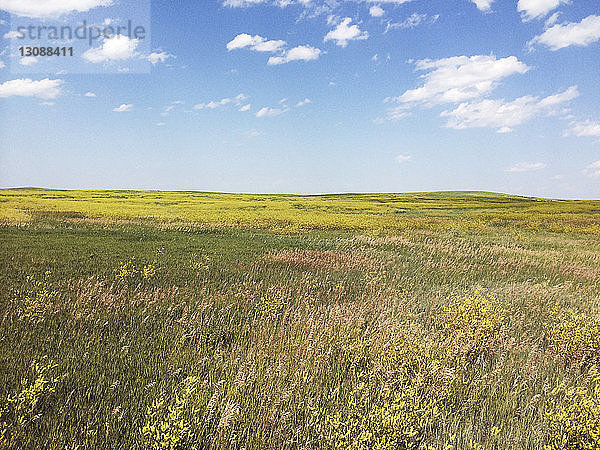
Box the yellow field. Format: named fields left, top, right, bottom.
left=1, top=188, right=599, bottom=234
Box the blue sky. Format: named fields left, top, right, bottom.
left=0, top=0, right=599, bottom=198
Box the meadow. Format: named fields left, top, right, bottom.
left=1, top=188, right=600, bottom=449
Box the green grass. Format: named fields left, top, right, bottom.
left=1, top=189, right=600, bottom=448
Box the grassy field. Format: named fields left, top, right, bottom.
left=1, top=189, right=600, bottom=449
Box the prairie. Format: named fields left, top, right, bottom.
left=1, top=188, right=600, bottom=449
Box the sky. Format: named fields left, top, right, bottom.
left=0, top=0, right=599, bottom=198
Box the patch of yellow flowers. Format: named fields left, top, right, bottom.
left=546, top=366, right=600, bottom=449
left=311, top=289, right=505, bottom=449
left=442, top=287, right=506, bottom=363
left=0, top=361, right=59, bottom=446
left=115, top=258, right=157, bottom=282
left=12, top=272, right=57, bottom=322
left=142, top=377, right=203, bottom=450
left=545, top=307, right=600, bottom=366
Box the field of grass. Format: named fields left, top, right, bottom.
left=1, top=188, right=600, bottom=449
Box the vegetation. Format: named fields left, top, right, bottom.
left=1, top=188, right=599, bottom=448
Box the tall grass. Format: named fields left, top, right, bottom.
left=1, top=191, right=600, bottom=448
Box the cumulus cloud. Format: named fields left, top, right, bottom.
left=147, top=51, right=174, bottom=65
left=267, top=45, right=321, bottom=65
left=3, top=30, right=23, bottom=39
left=391, top=55, right=529, bottom=107
left=517, top=0, right=568, bottom=21
left=239, top=104, right=251, bottom=111
left=324, top=17, right=368, bottom=47
left=113, top=103, right=133, bottom=112
left=471, top=0, right=494, bottom=12
left=0, top=0, right=112, bottom=18
left=256, top=106, right=287, bottom=117
left=564, top=120, right=600, bottom=137
left=529, top=15, right=600, bottom=50
left=227, top=33, right=319, bottom=65
left=369, top=5, right=384, bottom=17
left=0, top=78, right=63, bottom=99
left=83, top=36, right=139, bottom=63
left=506, top=162, right=547, bottom=172
left=194, top=94, right=248, bottom=110
left=296, top=98, right=311, bottom=107
left=19, top=56, right=38, bottom=66
left=194, top=98, right=231, bottom=109
left=226, top=34, right=286, bottom=52
left=441, top=86, right=579, bottom=132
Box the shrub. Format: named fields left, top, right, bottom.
left=545, top=308, right=600, bottom=367
left=546, top=367, right=600, bottom=449
left=441, top=288, right=505, bottom=362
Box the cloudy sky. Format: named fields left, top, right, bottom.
left=0, top=0, right=599, bottom=198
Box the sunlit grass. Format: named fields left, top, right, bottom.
left=1, top=189, right=599, bottom=448
left=1, top=188, right=599, bottom=234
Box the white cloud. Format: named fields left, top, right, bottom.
left=0, top=61, right=5, bottom=69
left=83, top=36, right=139, bottom=63
left=239, top=104, right=251, bottom=111
left=506, top=162, right=547, bottom=172
left=194, top=94, right=247, bottom=110
left=0, top=78, right=63, bottom=99
left=194, top=98, right=231, bottom=109
left=84, top=92, right=96, bottom=97
left=545, top=12, right=560, bottom=27
left=226, top=34, right=286, bottom=52
left=441, top=86, right=578, bottom=132
left=267, top=45, right=321, bottom=65
left=296, top=98, right=311, bottom=107
left=222, top=0, right=409, bottom=11
left=395, top=154, right=412, bottom=164
left=147, top=51, right=174, bottom=65
left=19, top=56, right=37, bottom=66
left=256, top=106, right=287, bottom=117
left=369, top=5, right=384, bottom=17
left=113, top=103, right=133, bottom=112
left=517, top=0, right=568, bottom=21
left=234, top=93, right=248, bottom=103
left=564, top=120, right=600, bottom=137
left=3, top=30, right=23, bottom=39
left=324, top=17, right=368, bottom=47
left=584, top=160, right=600, bottom=177
left=227, top=33, right=318, bottom=65
left=393, top=55, right=529, bottom=107
left=529, top=15, right=600, bottom=50
left=0, top=0, right=112, bottom=18
left=471, top=0, right=494, bottom=12
left=385, top=13, right=439, bottom=31
left=156, top=122, right=166, bottom=126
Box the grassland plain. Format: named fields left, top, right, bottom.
left=1, top=188, right=600, bottom=449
